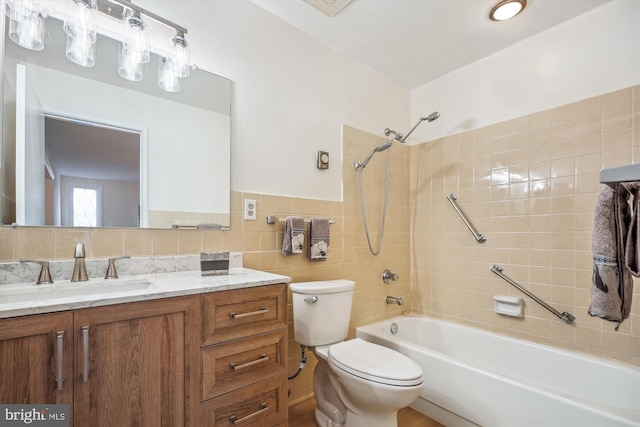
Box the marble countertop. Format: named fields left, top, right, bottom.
left=0, top=268, right=291, bottom=319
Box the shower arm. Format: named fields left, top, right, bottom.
left=400, top=119, right=423, bottom=142
left=400, top=112, right=440, bottom=143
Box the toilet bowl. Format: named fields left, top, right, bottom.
left=290, top=280, right=423, bottom=427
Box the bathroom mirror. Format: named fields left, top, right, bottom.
left=1, top=15, right=231, bottom=228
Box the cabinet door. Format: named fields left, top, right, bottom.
left=0, top=311, right=73, bottom=406
left=73, top=296, right=199, bottom=427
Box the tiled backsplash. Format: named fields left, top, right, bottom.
left=0, top=255, right=200, bottom=285
left=0, top=85, right=638, bottom=404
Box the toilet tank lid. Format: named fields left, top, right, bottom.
left=290, top=280, right=355, bottom=294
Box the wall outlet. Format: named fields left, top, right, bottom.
left=244, top=199, right=257, bottom=220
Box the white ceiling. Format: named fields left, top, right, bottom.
left=251, top=0, right=614, bottom=89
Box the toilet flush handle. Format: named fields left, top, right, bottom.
left=304, top=296, right=319, bottom=303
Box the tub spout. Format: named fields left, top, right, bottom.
left=386, top=296, right=403, bottom=306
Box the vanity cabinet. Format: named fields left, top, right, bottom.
left=0, top=281, right=288, bottom=427
left=73, top=295, right=200, bottom=427
left=0, top=296, right=199, bottom=427
left=0, top=311, right=73, bottom=406
left=200, top=284, right=288, bottom=427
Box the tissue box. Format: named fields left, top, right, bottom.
left=229, top=252, right=243, bottom=273
left=200, top=251, right=229, bottom=276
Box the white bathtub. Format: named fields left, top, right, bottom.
left=356, top=315, right=640, bottom=427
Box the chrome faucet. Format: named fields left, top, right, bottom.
left=385, top=296, right=404, bottom=306
left=71, top=243, right=89, bottom=282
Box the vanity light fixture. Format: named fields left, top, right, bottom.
left=489, top=0, right=527, bottom=21
left=5, top=0, right=195, bottom=92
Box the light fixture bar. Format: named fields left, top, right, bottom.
left=104, top=0, right=187, bottom=35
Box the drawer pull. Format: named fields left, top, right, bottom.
left=82, top=326, right=89, bottom=383
left=229, top=354, right=269, bottom=371
left=56, top=331, right=64, bottom=391
left=229, top=403, right=268, bottom=424
left=229, top=307, right=269, bottom=319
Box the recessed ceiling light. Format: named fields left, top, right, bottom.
left=489, top=0, right=527, bottom=21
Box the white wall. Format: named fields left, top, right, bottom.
left=135, top=0, right=410, bottom=202
left=126, top=1, right=639, bottom=200
left=410, top=0, right=640, bottom=144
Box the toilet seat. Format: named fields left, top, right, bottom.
left=328, top=338, right=423, bottom=387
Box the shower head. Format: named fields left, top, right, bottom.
left=374, top=141, right=393, bottom=152
left=354, top=111, right=441, bottom=170
left=354, top=141, right=393, bottom=170
left=423, top=111, right=440, bottom=122
left=401, top=111, right=440, bottom=142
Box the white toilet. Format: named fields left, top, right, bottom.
left=290, top=280, right=423, bottom=427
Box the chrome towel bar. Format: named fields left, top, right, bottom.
left=446, top=193, right=486, bottom=243
left=266, top=216, right=335, bottom=225
left=491, top=265, right=575, bottom=324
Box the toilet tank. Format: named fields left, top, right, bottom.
left=290, top=280, right=355, bottom=346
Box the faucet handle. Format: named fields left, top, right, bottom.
left=382, top=269, right=399, bottom=284
left=20, top=259, right=53, bottom=285
left=105, top=255, right=131, bottom=279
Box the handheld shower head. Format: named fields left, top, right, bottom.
left=354, top=141, right=392, bottom=170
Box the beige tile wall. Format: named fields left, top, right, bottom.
left=411, top=85, right=640, bottom=366
left=1, top=85, right=637, bottom=407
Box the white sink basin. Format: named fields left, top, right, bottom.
left=0, top=279, right=153, bottom=304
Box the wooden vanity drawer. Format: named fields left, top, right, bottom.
left=201, top=284, right=286, bottom=346
left=201, top=376, right=287, bottom=427
left=202, top=329, right=286, bottom=401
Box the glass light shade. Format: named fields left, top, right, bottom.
left=117, top=14, right=149, bottom=82
left=169, top=34, right=192, bottom=78
left=64, top=1, right=97, bottom=67
left=158, top=57, right=180, bottom=92
left=65, top=31, right=96, bottom=67
left=7, top=1, right=45, bottom=51
left=118, top=46, right=144, bottom=81
left=122, top=15, right=150, bottom=64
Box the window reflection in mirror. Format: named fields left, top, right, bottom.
left=46, top=115, right=141, bottom=227
left=2, top=15, right=231, bottom=229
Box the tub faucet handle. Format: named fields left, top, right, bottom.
left=382, top=269, right=399, bottom=284
left=20, top=259, right=53, bottom=285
